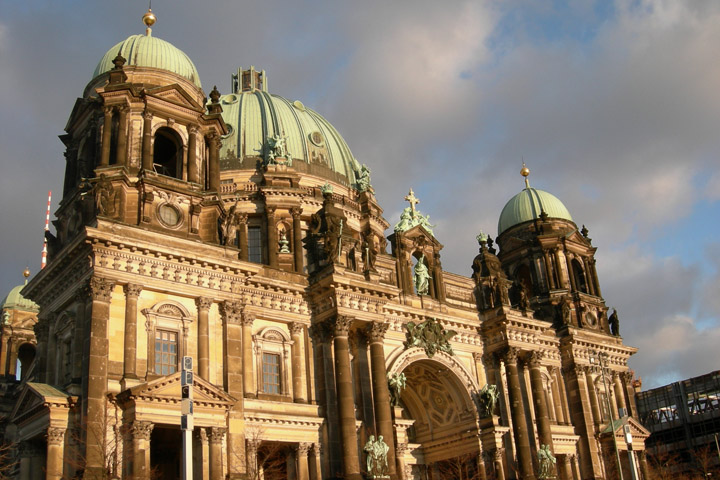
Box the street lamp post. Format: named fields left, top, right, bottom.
left=591, top=349, right=624, bottom=480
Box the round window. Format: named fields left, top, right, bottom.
left=158, top=204, right=181, bottom=228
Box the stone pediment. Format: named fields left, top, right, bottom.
left=396, top=224, right=443, bottom=249
left=10, top=382, right=73, bottom=427
left=118, top=372, right=236, bottom=408
left=564, top=229, right=592, bottom=247
left=147, top=84, right=203, bottom=111
left=601, top=416, right=650, bottom=440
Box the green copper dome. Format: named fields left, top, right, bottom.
left=498, top=187, right=573, bottom=235
left=1, top=284, right=39, bottom=313
left=93, top=34, right=201, bottom=88
left=217, top=71, right=364, bottom=188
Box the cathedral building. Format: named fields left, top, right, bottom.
left=0, top=9, right=650, bottom=480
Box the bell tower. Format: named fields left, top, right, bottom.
left=51, top=10, right=227, bottom=260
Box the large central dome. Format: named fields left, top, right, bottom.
left=217, top=67, right=364, bottom=189
left=498, top=186, right=573, bottom=235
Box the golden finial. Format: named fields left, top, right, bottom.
left=520, top=161, right=530, bottom=188
left=142, top=5, right=157, bottom=36
left=23, top=267, right=31, bottom=285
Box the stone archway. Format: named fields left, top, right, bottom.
left=388, top=349, right=483, bottom=478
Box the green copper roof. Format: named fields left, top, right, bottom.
left=1, top=284, right=39, bottom=313
left=93, top=34, right=201, bottom=88
left=498, top=187, right=573, bottom=235
left=218, top=89, right=364, bottom=187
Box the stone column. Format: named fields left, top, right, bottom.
left=501, top=348, right=535, bottom=479
left=266, top=206, right=279, bottom=268
left=209, top=427, right=226, bottom=480
left=123, top=284, right=142, bottom=381
left=128, top=420, right=154, bottom=480
left=613, top=372, right=628, bottom=416
left=395, top=443, right=408, bottom=480
left=543, top=250, right=556, bottom=289
left=100, top=106, right=113, bottom=167
left=566, top=253, right=577, bottom=291
left=309, top=443, right=322, bottom=480
left=528, top=352, right=554, bottom=452
left=246, top=438, right=260, bottom=480
left=296, top=443, right=311, bottom=480
left=237, top=214, right=249, bottom=261
left=142, top=111, right=153, bottom=170
left=558, top=455, right=572, bottom=480
left=46, top=427, right=66, bottom=480
left=569, top=453, right=581, bottom=480
left=221, top=302, right=246, bottom=480
left=582, top=257, right=596, bottom=296
left=242, top=311, right=256, bottom=397
left=331, top=315, right=360, bottom=477
left=549, top=368, right=565, bottom=424
left=187, top=126, right=198, bottom=183
left=622, top=371, right=638, bottom=417
left=86, top=277, right=115, bottom=476
left=196, top=297, right=212, bottom=381
left=584, top=368, right=602, bottom=425
left=208, top=133, right=220, bottom=191
left=638, top=450, right=650, bottom=479
left=555, top=367, right=571, bottom=424
left=33, top=322, right=49, bottom=383
left=291, top=207, right=304, bottom=273
left=473, top=352, right=487, bottom=387
left=366, top=322, right=396, bottom=475
left=589, top=258, right=602, bottom=298
left=115, top=105, right=129, bottom=167
left=289, top=322, right=308, bottom=403
left=566, top=365, right=603, bottom=478
left=554, top=248, right=567, bottom=289
left=493, top=449, right=506, bottom=480
left=197, top=428, right=210, bottom=480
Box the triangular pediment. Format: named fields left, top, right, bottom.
left=399, top=224, right=443, bottom=249
left=9, top=383, right=72, bottom=425
left=147, top=84, right=203, bottom=111
left=120, top=372, right=236, bottom=407
left=601, top=416, right=651, bottom=440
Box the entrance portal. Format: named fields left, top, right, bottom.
left=151, top=426, right=182, bottom=480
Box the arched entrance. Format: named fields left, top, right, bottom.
left=389, top=350, right=483, bottom=479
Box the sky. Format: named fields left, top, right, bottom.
left=0, top=0, right=718, bottom=390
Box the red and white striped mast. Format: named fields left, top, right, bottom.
left=41, top=191, right=51, bottom=269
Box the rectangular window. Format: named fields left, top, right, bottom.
left=248, top=226, right=263, bottom=263
left=155, top=330, right=178, bottom=375
left=262, top=353, right=281, bottom=394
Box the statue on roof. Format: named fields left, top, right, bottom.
left=265, top=132, right=292, bottom=166
left=356, top=164, right=372, bottom=192
left=394, top=189, right=435, bottom=235
left=414, top=255, right=430, bottom=296
left=609, top=308, right=619, bottom=336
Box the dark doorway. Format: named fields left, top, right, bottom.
left=151, top=426, right=182, bottom=480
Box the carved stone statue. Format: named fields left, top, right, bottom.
left=356, top=164, right=372, bottom=192
left=561, top=297, right=572, bottom=326
left=478, top=384, right=500, bottom=418
left=404, top=317, right=456, bottom=358
left=83, top=174, right=116, bottom=217
left=364, top=435, right=389, bottom=476
left=537, top=444, right=556, bottom=479
left=221, top=197, right=240, bottom=246
left=362, top=232, right=378, bottom=272
left=608, top=308, right=619, bottom=336
left=413, top=254, right=430, bottom=296
left=388, top=372, right=407, bottom=406
left=265, top=132, right=292, bottom=166
left=518, top=282, right=531, bottom=312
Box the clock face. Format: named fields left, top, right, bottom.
left=158, top=204, right=181, bottom=228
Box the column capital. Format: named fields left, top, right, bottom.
left=366, top=321, right=389, bottom=342
left=527, top=350, right=544, bottom=368
left=500, top=347, right=519, bottom=365
left=123, top=283, right=143, bottom=298
left=236, top=213, right=249, bottom=225
left=309, top=322, right=330, bottom=344
left=621, top=371, right=634, bottom=383
left=311, top=442, right=322, bottom=456
left=89, top=277, right=115, bottom=302
left=241, top=311, right=256, bottom=327
left=142, top=110, right=153, bottom=121
left=209, top=427, right=226, bottom=444
left=196, top=297, right=213, bottom=311
left=290, top=207, right=303, bottom=218
left=288, top=322, right=304, bottom=336
left=482, top=353, right=497, bottom=369
left=331, top=315, right=353, bottom=337
left=196, top=427, right=209, bottom=443
left=220, top=301, right=243, bottom=324
left=129, top=420, right=154, bottom=441
left=297, top=442, right=312, bottom=455
left=187, top=125, right=199, bottom=135
left=46, top=427, right=66, bottom=446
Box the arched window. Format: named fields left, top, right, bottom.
left=572, top=258, right=588, bottom=293
left=153, top=127, right=183, bottom=179
left=16, top=343, right=36, bottom=381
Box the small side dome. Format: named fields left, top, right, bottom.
left=498, top=187, right=573, bottom=235
left=1, top=285, right=39, bottom=313
left=92, top=34, right=201, bottom=88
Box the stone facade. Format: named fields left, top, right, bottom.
left=0, top=15, right=648, bottom=480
